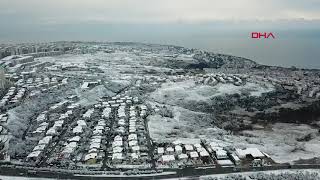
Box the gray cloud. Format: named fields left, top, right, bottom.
left=0, top=0, right=319, bottom=25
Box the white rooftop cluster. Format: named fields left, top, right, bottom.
left=169, top=74, right=193, bottom=82
left=107, top=95, right=134, bottom=108
left=36, top=111, right=47, bottom=122
left=112, top=135, right=124, bottom=162
left=102, top=107, right=111, bottom=118
left=49, top=100, right=69, bottom=110
left=0, top=113, right=8, bottom=155
left=0, top=113, right=8, bottom=124
left=84, top=118, right=107, bottom=162
left=73, top=119, right=86, bottom=134
left=15, top=79, right=24, bottom=86
left=109, top=95, right=148, bottom=165
left=46, top=111, right=71, bottom=136
left=139, top=105, right=147, bottom=118
left=10, top=88, right=26, bottom=103
left=15, top=76, right=66, bottom=91
left=208, top=142, right=234, bottom=167
left=83, top=108, right=94, bottom=118
left=32, top=122, right=48, bottom=134
left=0, top=86, right=26, bottom=106
left=61, top=120, right=86, bottom=156
left=196, top=73, right=243, bottom=86
left=27, top=135, right=53, bottom=160
left=0, top=87, right=16, bottom=107
left=157, top=143, right=210, bottom=165
left=67, top=102, right=80, bottom=109
left=61, top=78, right=68, bottom=85
left=81, top=81, right=99, bottom=90
left=127, top=106, right=140, bottom=162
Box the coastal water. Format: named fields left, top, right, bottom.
left=1, top=23, right=319, bottom=69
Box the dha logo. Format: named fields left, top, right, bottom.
left=251, top=32, right=275, bottom=39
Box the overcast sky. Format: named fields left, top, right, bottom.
left=0, top=0, right=320, bottom=68
left=1, top=0, right=320, bottom=25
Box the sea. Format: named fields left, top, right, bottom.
left=1, top=22, right=319, bottom=69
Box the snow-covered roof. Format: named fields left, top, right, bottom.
left=77, top=120, right=87, bottom=127
left=131, top=145, right=140, bottom=152
left=166, top=147, right=174, bottom=152
left=33, top=126, right=47, bottom=133
left=128, top=134, right=137, bottom=141
left=63, top=142, right=77, bottom=153
left=112, top=141, right=123, bottom=147
left=194, top=143, right=202, bottom=149
left=131, top=153, right=139, bottom=159
left=91, top=138, right=101, bottom=143
left=114, top=135, right=122, bottom=141
left=216, top=149, right=227, bottom=157
left=27, top=150, right=42, bottom=158
left=67, top=142, right=77, bottom=148
left=113, top=146, right=123, bottom=153
left=93, top=129, right=103, bottom=135
left=217, top=159, right=234, bottom=166
left=231, top=153, right=240, bottom=162
left=102, top=107, right=111, bottom=118
left=178, top=154, right=188, bottom=159
left=129, top=140, right=138, bottom=147
left=54, top=120, right=64, bottom=127
left=118, top=119, right=126, bottom=126
left=157, top=147, right=164, bottom=154
left=33, top=144, right=46, bottom=151
left=189, top=151, right=199, bottom=158
left=162, top=155, right=175, bottom=162
left=185, top=144, right=194, bottom=151
left=46, top=128, right=57, bottom=135
left=81, top=82, right=90, bottom=89
left=89, top=148, right=98, bottom=153
left=196, top=147, right=207, bottom=153
left=68, top=136, right=81, bottom=142
left=73, top=125, right=83, bottom=134
left=97, top=119, right=106, bottom=125
left=83, top=108, right=94, bottom=118
left=236, top=148, right=265, bottom=159
left=95, top=125, right=104, bottom=130
left=36, top=113, right=47, bottom=122
left=175, top=145, right=182, bottom=152
left=84, top=152, right=98, bottom=161
left=39, top=122, right=48, bottom=127
left=90, top=142, right=101, bottom=149
left=112, top=153, right=124, bottom=160
left=116, top=127, right=125, bottom=133
left=200, top=151, right=209, bottom=157
left=39, top=136, right=52, bottom=145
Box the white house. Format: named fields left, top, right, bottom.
left=216, top=149, right=228, bottom=160
left=161, top=155, right=175, bottom=163
left=189, top=151, right=199, bottom=159
left=235, top=148, right=265, bottom=159
left=157, top=147, right=164, bottom=155
left=175, top=145, right=183, bottom=154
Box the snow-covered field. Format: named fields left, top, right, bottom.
left=231, top=123, right=320, bottom=163
left=147, top=78, right=320, bottom=163
left=149, top=79, right=274, bottom=105
left=199, top=169, right=320, bottom=180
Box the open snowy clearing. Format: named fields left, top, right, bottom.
left=199, top=169, right=320, bottom=180
left=149, top=79, right=274, bottom=105
left=147, top=80, right=320, bottom=163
